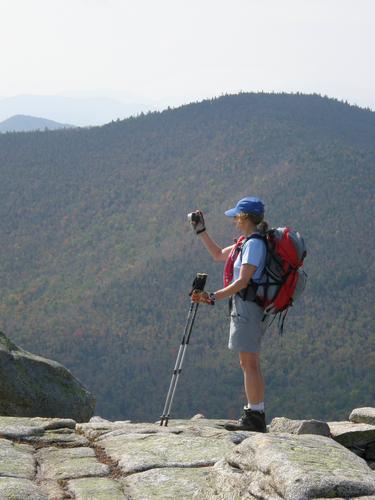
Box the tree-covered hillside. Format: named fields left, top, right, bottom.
left=0, top=93, right=374, bottom=422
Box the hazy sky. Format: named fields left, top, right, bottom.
left=1, top=0, right=374, bottom=109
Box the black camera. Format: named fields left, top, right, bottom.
left=187, top=211, right=200, bottom=223
left=190, top=272, right=208, bottom=293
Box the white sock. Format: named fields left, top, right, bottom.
left=250, top=402, right=265, bottom=412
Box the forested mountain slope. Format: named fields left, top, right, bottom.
left=0, top=93, right=374, bottom=422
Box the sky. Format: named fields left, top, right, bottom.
left=1, top=0, right=374, bottom=112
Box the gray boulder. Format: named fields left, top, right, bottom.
left=0, top=331, right=95, bottom=422
left=349, top=407, right=375, bottom=425
left=328, top=421, right=375, bottom=448
left=269, top=417, right=331, bottom=436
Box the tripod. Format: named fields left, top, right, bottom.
left=160, top=273, right=207, bottom=426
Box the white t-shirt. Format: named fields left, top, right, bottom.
left=233, top=236, right=266, bottom=284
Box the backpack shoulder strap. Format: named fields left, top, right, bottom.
left=237, top=232, right=268, bottom=302
left=248, top=232, right=265, bottom=241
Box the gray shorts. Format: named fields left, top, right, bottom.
left=228, top=294, right=265, bottom=353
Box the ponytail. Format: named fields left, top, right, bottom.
left=257, top=220, right=269, bottom=235
left=247, top=212, right=269, bottom=235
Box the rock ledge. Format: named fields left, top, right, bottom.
left=0, top=410, right=374, bottom=499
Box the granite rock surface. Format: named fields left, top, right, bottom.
left=0, top=411, right=374, bottom=499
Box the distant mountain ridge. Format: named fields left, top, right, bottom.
left=0, top=94, right=154, bottom=126
left=0, top=114, right=74, bottom=133
left=0, top=92, right=373, bottom=423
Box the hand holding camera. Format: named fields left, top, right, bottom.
left=187, top=210, right=206, bottom=235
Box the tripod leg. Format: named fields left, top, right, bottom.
left=160, top=344, right=185, bottom=424
left=160, top=302, right=197, bottom=425
left=160, top=272, right=207, bottom=426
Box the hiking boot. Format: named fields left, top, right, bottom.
left=224, top=408, right=267, bottom=432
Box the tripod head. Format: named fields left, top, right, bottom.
left=189, top=273, right=207, bottom=295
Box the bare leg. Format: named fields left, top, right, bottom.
left=239, top=352, right=265, bottom=405
left=224, top=351, right=266, bottom=431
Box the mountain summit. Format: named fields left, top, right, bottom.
left=0, top=114, right=74, bottom=133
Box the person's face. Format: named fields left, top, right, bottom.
left=233, top=214, right=246, bottom=231
left=233, top=214, right=254, bottom=234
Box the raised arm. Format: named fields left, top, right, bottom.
left=199, top=231, right=234, bottom=262
left=189, top=210, right=234, bottom=262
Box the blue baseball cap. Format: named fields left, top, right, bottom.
left=225, top=197, right=265, bottom=217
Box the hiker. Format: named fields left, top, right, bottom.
left=190, top=196, right=268, bottom=432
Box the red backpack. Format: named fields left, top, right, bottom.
left=224, top=228, right=307, bottom=333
